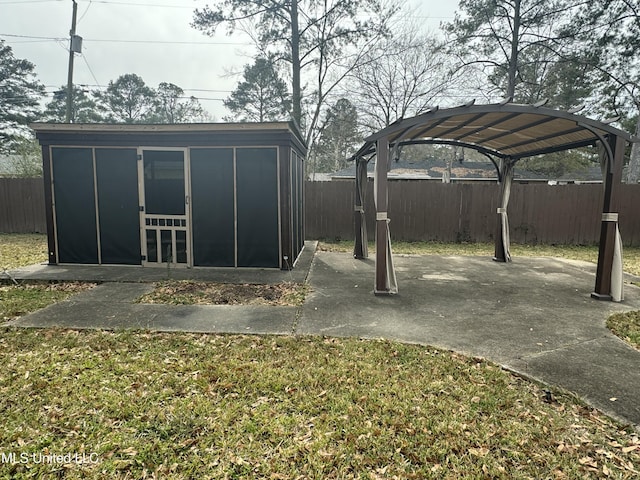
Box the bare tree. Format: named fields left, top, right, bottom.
left=351, top=31, right=459, bottom=132
left=193, top=0, right=400, bottom=151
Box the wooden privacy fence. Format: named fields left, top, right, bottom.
left=0, top=178, right=46, bottom=233
left=305, top=181, right=640, bottom=246
left=2, top=178, right=640, bottom=246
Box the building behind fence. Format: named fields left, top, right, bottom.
left=2, top=178, right=640, bottom=246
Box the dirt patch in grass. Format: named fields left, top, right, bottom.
left=138, top=280, right=308, bottom=306
left=0, top=282, right=96, bottom=322
left=607, top=311, right=640, bottom=350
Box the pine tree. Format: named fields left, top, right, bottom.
left=561, top=0, right=640, bottom=182
left=444, top=0, right=574, bottom=101
left=95, top=74, right=155, bottom=123
left=0, top=40, right=45, bottom=152
left=151, top=82, right=205, bottom=123
left=313, top=98, right=361, bottom=174
left=223, top=57, right=291, bottom=122
left=43, top=85, right=104, bottom=123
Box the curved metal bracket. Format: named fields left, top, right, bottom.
left=480, top=152, right=502, bottom=183
left=394, top=138, right=508, bottom=160
left=578, top=122, right=614, bottom=173
left=390, top=126, right=419, bottom=164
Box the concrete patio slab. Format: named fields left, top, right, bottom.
left=2, top=241, right=317, bottom=285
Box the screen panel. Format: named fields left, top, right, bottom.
left=51, top=147, right=98, bottom=263
left=95, top=148, right=141, bottom=264
left=298, top=153, right=304, bottom=252
left=190, top=148, right=235, bottom=266
left=292, top=150, right=301, bottom=258
left=143, top=150, right=185, bottom=215
left=236, top=147, right=279, bottom=268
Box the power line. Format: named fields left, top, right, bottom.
left=0, top=33, right=251, bottom=46
left=85, top=38, right=251, bottom=45
left=0, top=0, right=207, bottom=7
left=0, top=0, right=63, bottom=4
left=87, top=0, right=192, bottom=8
left=77, top=0, right=93, bottom=24
left=43, top=83, right=233, bottom=93
left=80, top=54, right=101, bottom=87
left=178, top=88, right=233, bottom=93
left=2, top=39, right=55, bottom=44
left=0, top=0, right=454, bottom=18
left=0, top=33, right=66, bottom=41
left=0, top=0, right=190, bottom=5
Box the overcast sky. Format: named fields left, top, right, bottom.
left=1, top=0, right=459, bottom=120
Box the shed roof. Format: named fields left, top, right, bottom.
left=355, top=102, right=637, bottom=160
left=31, top=121, right=295, bottom=133
left=30, top=121, right=307, bottom=149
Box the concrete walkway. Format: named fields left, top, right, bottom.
left=5, top=243, right=640, bottom=428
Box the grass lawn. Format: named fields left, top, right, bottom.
left=607, top=311, right=640, bottom=350
left=2, top=234, right=640, bottom=477
left=0, top=282, right=96, bottom=323
left=0, top=330, right=639, bottom=479
left=0, top=234, right=47, bottom=270
left=0, top=235, right=93, bottom=323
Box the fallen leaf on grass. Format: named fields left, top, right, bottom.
left=468, top=447, right=489, bottom=457
left=579, top=456, right=598, bottom=468
left=121, top=447, right=137, bottom=456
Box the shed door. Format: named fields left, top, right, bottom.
left=138, top=148, right=190, bottom=267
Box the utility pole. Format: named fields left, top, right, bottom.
left=65, top=0, right=78, bottom=123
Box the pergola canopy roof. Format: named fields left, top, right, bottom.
left=354, top=101, right=635, bottom=301
left=355, top=102, right=637, bottom=160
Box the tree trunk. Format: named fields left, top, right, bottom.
left=506, top=0, right=521, bottom=99
left=290, top=0, right=302, bottom=127
left=625, top=115, right=640, bottom=184
left=443, top=147, right=454, bottom=183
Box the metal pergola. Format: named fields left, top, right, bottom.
left=351, top=101, right=638, bottom=301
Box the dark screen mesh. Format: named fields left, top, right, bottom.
left=236, top=148, right=279, bottom=267
left=143, top=150, right=185, bottom=215
left=95, top=148, right=141, bottom=264
left=52, top=147, right=98, bottom=264
left=190, top=148, right=235, bottom=266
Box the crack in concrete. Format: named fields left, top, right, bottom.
left=513, top=335, right=611, bottom=362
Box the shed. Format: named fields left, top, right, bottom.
left=31, top=122, right=306, bottom=270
